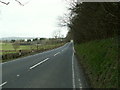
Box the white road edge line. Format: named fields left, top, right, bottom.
left=72, top=45, right=83, bottom=89
left=54, top=52, right=60, bottom=56
left=72, top=51, right=75, bottom=89
left=29, top=58, right=49, bottom=70
left=73, top=46, right=76, bottom=53
left=0, top=82, right=7, bottom=87
left=78, top=79, right=83, bottom=88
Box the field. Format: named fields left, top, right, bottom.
left=0, top=43, right=64, bottom=55
left=75, top=38, right=118, bottom=88
left=0, top=42, right=65, bottom=63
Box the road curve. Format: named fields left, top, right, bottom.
left=1, top=42, right=89, bottom=88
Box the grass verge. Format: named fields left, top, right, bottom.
left=75, top=38, right=118, bottom=88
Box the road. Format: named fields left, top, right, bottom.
left=0, top=42, right=89, bottom=88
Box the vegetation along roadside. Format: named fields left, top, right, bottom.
left=74, top=38, right=118, bottom=88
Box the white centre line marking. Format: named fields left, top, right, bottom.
left=54, top=52, right=60, bottom=56
left=72, top=52, right=75, bottom=89
left=0, top=82, right=7, bottom=87
left=30, top=58, right=49, bottom=70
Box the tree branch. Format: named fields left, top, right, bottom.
left=0, top=0, right=31, bottom=6
left=0, top=0, right=10, bottom=5
left=15, top=0, right=24, bottom=6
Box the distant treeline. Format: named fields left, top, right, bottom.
left=65, top=2, right=119, bottom=44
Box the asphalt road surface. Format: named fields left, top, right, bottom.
left=0, top=42, right=89, bottom=89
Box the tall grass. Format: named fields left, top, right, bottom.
left=75, top=38, right=118, bottom=88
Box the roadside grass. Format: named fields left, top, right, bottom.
left=75, top=38, right=118, bottom=88
left=2, top=51, right=17, bottom=55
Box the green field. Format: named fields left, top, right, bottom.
left=1, top=43, right=64, bottom=55
left=75, top=38, right=118, bottom=88
left=0, top=42, right=65, bottom=62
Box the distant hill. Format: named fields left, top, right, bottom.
left=0, top=37, right=36, bottom=41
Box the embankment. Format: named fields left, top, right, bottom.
left=75, top=38, right=118, bottom=88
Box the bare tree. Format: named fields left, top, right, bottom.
left=12, top=42, right=20, bottom=51
left=52, top=30, right=62, bottom=39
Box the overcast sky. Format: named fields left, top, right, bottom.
left=0, top=0, right=69, bottom=38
